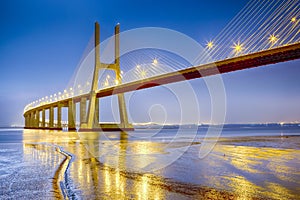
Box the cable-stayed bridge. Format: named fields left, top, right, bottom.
left=23, top=0, right=300, bottom=131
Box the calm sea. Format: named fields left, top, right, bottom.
left=0, top=125, right=300, bottom=199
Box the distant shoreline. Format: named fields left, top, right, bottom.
left=134, top=123, right=300, bottom=129
left=1, top=123, right=300, bottom=130
left=0, top=126, right=24, bottom=129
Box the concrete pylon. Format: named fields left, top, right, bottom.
left=24, top=114, right=28, bottom=128
left=49, top=107, right=54, bottom=129
left=68, top=100, right=76, bottom=131
left=80, top=97, right=87, bottom=125
left=57, top=103, right=62, bottom=130
left=80, top=22, right=133, bottom=131
left=24, top=114, right=30, bottom=128
left=35, top=110, right=40, bottom=128
left=30, top=112, right=34, bottom=128
left=42, top=109, right=46, bottom=128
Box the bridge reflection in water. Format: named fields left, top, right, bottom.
left=22, top=130, right=300, bottom=199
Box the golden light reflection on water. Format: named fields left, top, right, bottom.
left=23, top=142, right=67, bottom=199
left=265, top=181, right=295, bottom=200
left=212, top=143, right=300, bottom=199
left=66, top=132, right=166, bottom=199
left=224, top=175, right=261, bottom=200
left=23, top=143, right=62, bottom=170
left=22, top=130, right=170, bottom=199
left=22, top=129, right=300, bottom=199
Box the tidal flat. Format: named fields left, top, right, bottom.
left=0, top=127, right=299, bottom=199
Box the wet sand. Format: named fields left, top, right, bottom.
left=1, top=129, right=300, bottom=199
left=0, top=143, right=64, bottom=199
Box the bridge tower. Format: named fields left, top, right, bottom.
left=80, top=22, right=133, bottom=131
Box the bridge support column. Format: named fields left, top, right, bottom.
left=24, top=114, right=29, bottom=128
left=27, top=113, right=30, bottom=128
left=68, top=100, right=76, bottom=131
left=28, top=114, right=31, bottom=128
left=49, top=107, right=54, bottom=129
left=95, top=98, right=99, bottom=124
left=118, top=94, right=129, bottom=128
left=30, top=112, right=34, bottom=128
left=26, top=114, right=29, bottom=128
left=35, top=110, right=40, bottom=128
left=28, top=113, right=31, bottom=128
left=24, top=115, right=27, bottom=128
left=42, top=109, right=46, bottom=128
left=80, top=97, right=87, bottom=125
left=57, top=103, right=62, bottom=130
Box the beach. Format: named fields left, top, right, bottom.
left=0, top=127, right=300, bottom=199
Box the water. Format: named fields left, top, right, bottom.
left=0, top=126, right=300, bottom=199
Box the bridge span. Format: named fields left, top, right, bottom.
left=23, top=23, right=300, bottom=131
left=96, top=42, right=300, bottom=98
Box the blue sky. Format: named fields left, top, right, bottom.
left=0, top=0, right=299, bottom=126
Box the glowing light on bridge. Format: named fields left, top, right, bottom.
left=269, top=34, right=278, bottom=44
left=152, top=59, right=158, bottom=65
left=136, top=65, right=140, bottom=69
left=291, top=17, right=297, bottom=23
left=233, top=42, right=243, bottom=54
left=141, top=70, right=147, bottom=78
left=114, top=79, right=120, bottom=85
left=207, top=41, right=214, bottom=49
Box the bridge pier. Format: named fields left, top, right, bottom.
left=24, top=114, right=29, bottom=128
left=35, top=110, right=40, bottom=128
left=26, top=113, right=29, bottom=128
left=80, top=97, right=87, bottom=125
left=57, top=103, right=62, bottom=130
left=118, top=93, right=130, bottom=129
left=68, top=100, right=76, bottom=131
left=30, top=112, right=35, bottom=128
left=49, top=107, right=54, bottom=129
left=27, top=113, right=30, bottom=128
left=42, top=109, right=46, bottom=128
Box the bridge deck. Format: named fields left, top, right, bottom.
left=24, top=42, right=300, bottom=115
left=96, top=42, right=300, bottom=97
